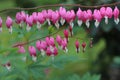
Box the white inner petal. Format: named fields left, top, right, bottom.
left=55, top=21, right=60, bottom=29
left=47, top=19, right=51, bottom=26
left=60, top=18, right=65, bottom=25
left=9, top=27, right=12, bottom=34
left=37, top=22, right=41, bottom=30
left=41, top=49, right=45, bottom=57
left=19, top=21, right=23, bottom=28
left=64, top=47, right=68, bottom=53
left=50, top=46, right=54, bottom=53
left=26, top=25, right=31, bottom=31
left=6, top=65, right=11, bottom=71
left=32, top=55, right=37, bottom=62
left=95, top=20, right=100, bottom=28
left=114, top=18, right=119, bottom=24
left=69, top=21, right=74, bottom=28
left=85, top=20, right=90, bottom=28
left=105, top=16, right=108, bottom=24
left=77, top=20, right=82, bottom=27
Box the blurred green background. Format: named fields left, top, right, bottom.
left=0, top=0, right=120, bottom=80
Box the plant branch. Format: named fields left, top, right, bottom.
left=12, top=26, right=86, bottom=47
left=0, top=2, right=120, bottom=13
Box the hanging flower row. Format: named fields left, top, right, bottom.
left=0, top=6, right=120, bottom=33
left=17, top=29, right=93, bottom=62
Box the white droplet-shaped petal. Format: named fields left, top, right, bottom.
left=47, top=19, right=51, bottom=26
left=26, top=25, right=31, bottom=31
left=60, top=18, right=65, bottom=25
left=0, top=27, right=2, bottom=32
left=55, top=21, right=60, bottom=29
left=105, top=16, right=108, bottom=24
left=41, top=49, right=45, bottom=57
left=32, top=55, right=37, bottom=62
left=19, top=21, right=23, bottom=28
left=69, top=21, right=74, bottom=28
left=64, top=47, right=68, bottom=53
left=6, top=65, right=11, bottom=71
left=37, top=22, right=41, bottom=30
left=76, top=48, right=80, bottom=53
left=114, top=18, right=119, bottom=24
left=9, top=27, right=12, bottom=34
left=50, top=46, right=54, bottom=53
left=77, top=20, right=82, bottom=27
left=95, top=20, right=100, bottom=28
left=85, top=20, right=90, bottom=28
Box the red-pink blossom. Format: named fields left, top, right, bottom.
left=56, top=35, right=62, bottom=46
left=93, top=9, right=102, bottom=27
left=75, top=40, right=80, bottom=53
left=63, top=29, right=69, bottom=42
left=113, top=6, right=119, bottom=24
left=82, top=42, right=87, bottom=52
left=28, top=46, right=37, bottom=62
left=18, top=46, right=26, bottom=54
left=6, top=16, right=13, bottom=28
left=32, top=12, right=38, bottom=24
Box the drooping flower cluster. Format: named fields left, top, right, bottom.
left=16, top=29, right=93, bottom=62
left=0, top=6, right=119, bottom=33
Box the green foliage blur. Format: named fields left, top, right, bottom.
left=0, top=0, right=120, bottom=80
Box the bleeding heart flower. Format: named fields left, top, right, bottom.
left=40, top=41, right=47, bottom=56
left=36, top=40, right=41, bottom=51
left=61, top=38, right=68, bottom=53
left=37, top=12, right=45, bottom=29
left=46, top=37, right=55, bottom=47
left=93, top=9, right=102, bottom=28
left=69, top=26, right=73, bottom=36
left=63, top=29, right=69, bottom=42
left=26, top=15, right=33, bottom=31
left=18, top=46, right=26, bottom=54
left=6, top=16, right=13, bottom=33
left=46, top=47, right=52, bottom=56
left=16, top=11, right=26, bottom=28
left=113, top=6, right=119, bottom=24
left=100, top=7, right=113, bottom=24
left=46, top=9, right=53, bottom=25
left=32, top=12, right=38, bottom=24
left=56, top=35, right=62, bottom=48
left=100, top=7, right=106, bottom=18
left=3, top=62, right=11, bottom=71
left=16, top=12, right=23, bottom=24
left=82, top=42, right=87, bottom=53
left=65, top=10, right=75, bottom=27
left=75, top=40, right=80, bottom=53
left=84, top=9, right=92, bottom=28
left=46, top=47, right=58, bottom=61
left=51, top=11, right=60, bottom=29
left=104, top=7, right=113, bottom=24
left=0, top=17, right=2, bottom=32
left=59, top=7, right=66, bottom=25
left=18, top=46, right=26, bottom=61
left=28, top=46, right=37, bottom=62
left=76, top=8, right=83, bottom=26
